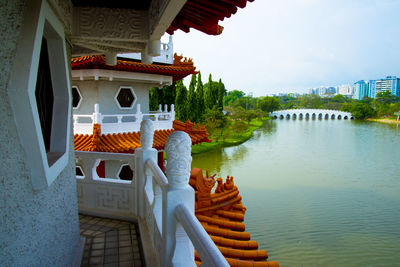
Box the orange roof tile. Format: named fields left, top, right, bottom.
left=71, top=54, right=197, bottom=82
left=74, top=120, right=211, bottom=153
left=191, top=168, right=279, bottom=267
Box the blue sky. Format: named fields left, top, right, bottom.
left=165, top=0, right=400, bottom=96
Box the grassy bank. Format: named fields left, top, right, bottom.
left=367, top=117, right=400, bottom=125
left=191, top=118, right=265, bottom=154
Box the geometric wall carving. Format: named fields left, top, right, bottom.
left=96, top=186, right=131, bottom=211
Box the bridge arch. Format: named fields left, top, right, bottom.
left=270, top=109, right=352, bottom=121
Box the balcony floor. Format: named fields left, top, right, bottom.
left=79, top=214, right=144, bottom=266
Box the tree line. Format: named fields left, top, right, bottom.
left=150, top=72, right=226, bottom=123
left=223, top=90, right=400, bottom=120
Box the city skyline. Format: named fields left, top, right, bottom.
left=169, top=0, right=400, bottom=97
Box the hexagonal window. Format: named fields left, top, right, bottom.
left=7, top=1, right=71, bottom=189
left=72, top=86, right=82, bottom=109
left=76, top=166, right=85, bottom=179
left=115, top=87, right=136, bottom=109
left=118, top=164, right=134, bottom=180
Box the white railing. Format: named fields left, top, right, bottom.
left=75, top=152, right=136, bottom=218
left=73, top=103, right=175, bottom=134
left=75, top=119, right=227, bottom=267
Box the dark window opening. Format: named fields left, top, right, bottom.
left=72, top=87, right=81, bottom=108
left=117, top=88, right=135, bottom=108
left=35, top=37, right=54, bottom=153
left=76, top=167, right=84, bottom=176
left=119, top=165, right=133, bottom=180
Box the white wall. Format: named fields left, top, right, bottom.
left=73, top=80, right=151, bottom=115
left=0, top=1, right=80, bottom=265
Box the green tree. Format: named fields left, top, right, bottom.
left=149, top=87, right=160, bottom=111
left=161, top=83, right=176, bottom=111
left=257, top=96, right=281, bottom=113
left=298, top=94, right=322, bottom=108
left=376, top=91, right=397, bottom=104
left=175, top=80, right=188, bottom=121
left=204, top=74, right=218, bottom=110
left=347, top=102, right=377, bottom=119
left=196, top=72, right=205, bottom=122
left=224, top=90, right=245, bottom=106
left=187, top=74, right=197, bottom=122
left=331, top=94, right=347, bottom=103
left=217, top=78, right=226, bottom=111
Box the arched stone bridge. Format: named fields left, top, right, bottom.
left=270, top=109, right=353, bottom=120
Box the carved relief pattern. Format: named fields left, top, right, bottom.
left=48, top=0, right=73, bottom=34
left=96, top=186, right=130, bottom=211
left=165, top=132, right=192, bottom=186
left=140, top=119, right=155, bottom=149
left=74, top=7, right=146, bottom=40
left=149, top=0, right=162, bottom=33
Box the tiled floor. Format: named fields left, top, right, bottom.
left=79, top=214, right=144, bottom=267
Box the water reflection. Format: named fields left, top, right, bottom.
left=192, top=120, right=400, bottom=266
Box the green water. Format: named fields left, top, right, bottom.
left=192, top=119, right=400, bottom=266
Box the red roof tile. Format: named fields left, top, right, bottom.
left=167, top=0, right=255, bottom=35
left=74, top=120, right=211, bottom=153
left=190, top=168, right=279, bottom=267
left=71, top=54, right=197, bottom=82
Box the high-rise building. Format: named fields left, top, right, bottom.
left=338, top=84, right=354, bottom=98
left=369, top=76, right=400, bottom=98
left=353, top=80, right=369, bottom=100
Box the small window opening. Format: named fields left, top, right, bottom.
left=119, top=165, right=133, bottom=180
left=35, top=37, right=54, bottom=153
left=72, top=86, right=81, bottom=108
left=117, top=88, right=135, bottom=108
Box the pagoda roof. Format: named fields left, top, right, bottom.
left=74, top=120, right=211, bottom=153
left=167, top=0, right=255, bottom=35
left=71, top=54, right=197, bottom=82
left=190, top=168, right=279, bottom=267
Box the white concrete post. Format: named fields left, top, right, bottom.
left=163, top=132, right=195, bottom=267
left=171, top=104, right=175, bottom=121
left=164, top=104, right=168, bottom=113
left=158, top=104, right=162, bottom=112
left=135, top=119, right=157, bottom=218
left=136, top=104, right=143, bottom=124
left=93, top=104, right=102, bottom=124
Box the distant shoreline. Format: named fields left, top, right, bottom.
left=367, top=118, right=400, bottom=125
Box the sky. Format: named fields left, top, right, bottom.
left=162, top=0, right=400, bottom=97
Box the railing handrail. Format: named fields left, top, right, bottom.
left=145, top=159, right=169, bottom=188
left=73, top=114, right=93, bottom=118
left=175, top=204, right=229, bottom=267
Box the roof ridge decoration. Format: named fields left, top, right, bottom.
left=190, top=168, right=279, bottom=266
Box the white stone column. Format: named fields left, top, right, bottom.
left=136, top=104, right=143, bottom=124
left=171, top=104, right=175, bottom=121
left=93, top=104, right=102, bottom=125
left=162, top=132, right=195, bottom=267
left=135, top=119, right=157, bottom=219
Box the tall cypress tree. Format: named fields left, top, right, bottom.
left=187, top=74, right=197, bottom=122
left=217, top=78, right=225, bottom=111
left=149, top=87, right=159, bottom=111
left=196, top=72, right=205, bottom=122
left=175, top=80, right=188, bottom=121
left=204, top=73, right=217, bottom=110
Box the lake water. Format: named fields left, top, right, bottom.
left=192, top=119, right=400, bottom=267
